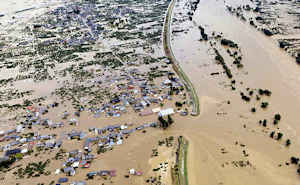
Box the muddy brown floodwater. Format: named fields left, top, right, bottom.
left=2, top=0, right=300, bottom=184
left=169, top=0, right=300, bottom=184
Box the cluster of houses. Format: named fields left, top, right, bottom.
left=59, top=149, right=94, bottom=176
left=0, top=0, right=188, bottom=184
left=0, top=128, right=63, bottom=153
left=0, top=68, right=181, bottom=167
left=16, top=66, right=183, bottom=124
left=36, top=3, right=104, bottom=46
left=0, top=115, right=160, bottom=183
left=0, top=68, right=180, bottom=173
left=55, top=122, right=158, bottom=181
left=29, top=0, right=137, bottom=47
left=86, top=68, right=185, bottom=118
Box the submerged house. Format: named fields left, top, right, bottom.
left=5, top=149, right=21, bottom=156
left=64, top=167, right=76, bottom=176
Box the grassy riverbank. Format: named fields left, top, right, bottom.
left=172, top=136, right=189, bottom=185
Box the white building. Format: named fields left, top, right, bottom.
left=158, top=108, right=174, bottom=117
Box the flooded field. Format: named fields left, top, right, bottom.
left=170, top=0, right=300, bottom=184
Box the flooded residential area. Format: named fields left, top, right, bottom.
left=1, top=0, right=300, bottom=184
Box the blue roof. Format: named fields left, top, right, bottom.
left=5, top=149, right=21, bottom=156
left=58, top=177, right=68, bottom=183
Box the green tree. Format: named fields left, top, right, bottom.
left=158, top=116, right=168, bottom=129
left=277, top=132, right=283, bottom=140
left=175, top=101, right=183, bottom=107
left=15, top=153, right=23, bottom=160
left=274, top=114, right=281, bottom=121
left=286, top=139, right=291, bottom=146
left=262, top=119, right=267, bottom=127
left=261, top=102, right=269, bottom=109
left=291, top=157, right=299, bottom=164
left=270, top=131, right=275, bottom=138
left=167, top=115, right=174, bottom=125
